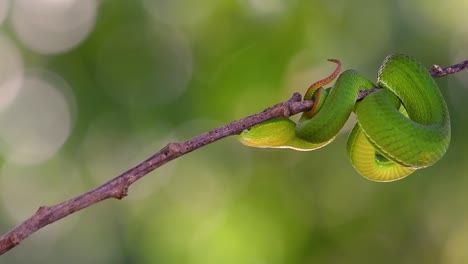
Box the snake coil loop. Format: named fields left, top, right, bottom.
left=239, top=54, right=450, bottom=182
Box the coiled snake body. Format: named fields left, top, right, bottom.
left=238, top=54, right=450, bottom=182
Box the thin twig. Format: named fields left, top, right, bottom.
left=430, top=59, right=468, bottom=78
left=0, top=59, right=465, bottom=255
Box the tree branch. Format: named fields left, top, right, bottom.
left=0, top=59, right=465, bottom=255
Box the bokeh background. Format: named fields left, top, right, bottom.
left=0, top=0, right=467, bottom=263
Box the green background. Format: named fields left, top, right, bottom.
left=1, top=0, right=467, bottom=263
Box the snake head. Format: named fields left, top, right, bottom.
left=238, top=118, right=333, bottom=151
left=238, top=118, right=296, bottom=148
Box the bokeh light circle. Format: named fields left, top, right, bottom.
left=0, top=157, right=82, bottom=222
left=142, top=0, right=217, bottom=25
left=0, top=0, right=9, bottom=26
left=97, top=24, right=193, bottom=107
left=153, top=118, right=253, bottom=213
left=10, top=0, right=97, bottom=54
left=80, top=110, right=175, bottom=196
left=239, top=0, right=292, bottom=17
left=0, top=33, right=23, bottom=113
left=0, top=69, right=76, bottom=165
left=0, top=157, right=82, bottom=260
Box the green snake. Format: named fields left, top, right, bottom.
left=238, top=54, right=450, bottom=182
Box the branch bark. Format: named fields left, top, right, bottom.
left=0, top=59, right=465, bottom=255
left=430, top=59, right=468, bottom=78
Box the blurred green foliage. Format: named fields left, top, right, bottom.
left=0, top=0, right=468, bottom=263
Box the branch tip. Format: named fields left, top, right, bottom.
left=430, top=64, right=444, bottom=75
